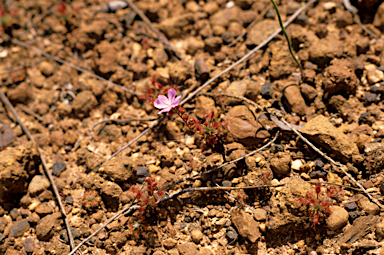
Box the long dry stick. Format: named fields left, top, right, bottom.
left=208, top=91, right=384, bottom=209
left=10, top=38, right=139, bottom=96
left=278, top=117, right=384, bottom=209
left=0, top=89, right=75, bottom=250
left=123, top=0, right=182, bottom=60
left=68, top=205, right=140, bottom=255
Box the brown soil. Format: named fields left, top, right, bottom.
left=1, top=0, right=384, bottom=254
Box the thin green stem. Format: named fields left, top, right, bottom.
left=270, top=0, right=304, bottom=81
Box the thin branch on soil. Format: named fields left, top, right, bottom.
left=10, top=38, right=139, bottom=96
left=278, top=117, right=384, bottom=210
left=159, top=180, right=364, bottom=202
left=343, top=0, right=384, bottom=42
left=123, top=0, right=182, bottom=60
left=0, top=88, right=76, bottom=250
left=68, top=204, right=140, bottom=255
left=104, top=116, right=165, bottom=162
left=18, top=104, right=43, bottom=122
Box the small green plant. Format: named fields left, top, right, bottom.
left=154, top=89, right=228, bottom=149
left=235, top=194, right=247, bottom=209
left=128, top=177, right=164, bottom=237
left=0, top=2, right=17, bottom=34
left=297, top=183, right=343, bottom=226
left=81, top=190, right=101, bottom=210
left=56, top=1, right=80, bottom=27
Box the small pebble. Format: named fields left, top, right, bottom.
left=344, top=202, right=357, bottom=211
left=51, top=162, right=67, bottom=177
left=191, top=229, right=203, bottom=243
left=226, top=226, right=238, bottom=240
left=24, top=238, right=34, bottom=253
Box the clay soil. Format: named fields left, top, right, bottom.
left=2, top=0, right=384, bottom=254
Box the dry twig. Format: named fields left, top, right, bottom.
left=0, top=88, right=76, bottom=250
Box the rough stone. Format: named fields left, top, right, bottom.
left=191, top=229, right=204, bottom=243
left=326, top=206, right=349, bottom=231
left=226, top=80, right=247, bottom=97
left=254, top=208, right=267, bottom=221
left=195, top=95, right=216, bottom=119
left=323, top=59, right=358, bottom=97
left=24, top=238, right=35, bottom=253
left=72, top=90, right=98, bottom=118
left=209, top=6, right=243, bottom=28
left=357, top=195, right=380, bottom=215
left=246, top=19, right=279, bottom=47
left=177, top=242, right=200, bottom=255
left=159, top=13, right=194, bottom=39
left=38, top=61, right=55, bottom=76
left=9, top=219, right=30, bottom=238
left=163, top=237, right=178, bottom=249
left=225, top=105, right=274, bottom=146
left=28, top=175, right=51, bottom=196
left=51, top=162, right=67, bottom=177
left=231, top=208, right=260, bottom=243
left=270, top=152, right=292, bottom=177
left=99, top=156, right=136, bottom=184
left=101, top=181, right=123, bottom=210
left=299, top=115, right=359, bottom=162
left=36, top=212, right=61, bottom=241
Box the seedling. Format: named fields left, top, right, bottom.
left=128, top=177, right=164, bottom=237
left=0, top=2, right=17, bottom=34
left=297, top=183, right=343, bottom=226
left=154, top=89, right=228, bottom=149
left=81, top=190, right=101, bottom=210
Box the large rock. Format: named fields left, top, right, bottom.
left=224, top=105, right=274, bottom=146
left=323, top=59, right=358, bottom=97
left=0, top=142, right=40, bottom=202
left=326, top=206, right=349, bottom=231
left=231, top=208, right=260, bottom=243
left=36, top=212, right=61, bottom=241
left=98, top=156, right=137, bottom=184
left=28, top=175, right=51, bottom=196
left=9, top=219, right=30, bottom=238
left=299, top=115, right=359, bottom=162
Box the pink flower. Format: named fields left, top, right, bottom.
left=154, top=89, right=181, bottom=114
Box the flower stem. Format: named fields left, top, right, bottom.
left=269, top=0, right=304, bottom=81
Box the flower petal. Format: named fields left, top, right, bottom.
left=168, top=89, right=176, bottom=101
left=158, top=106, right=173, bottom=114
left=154, top=95, right=169, bottom=109
left=171, top=95, right=182, bottom=108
